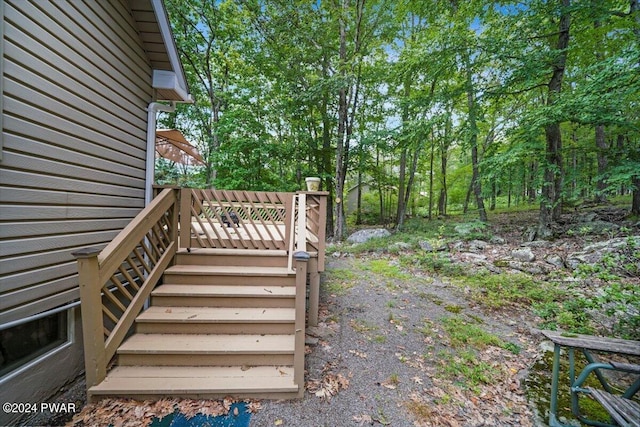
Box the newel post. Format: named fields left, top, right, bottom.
left=72, top=247, right=107, bottom=394
left=293, top=251, right=309, bottom=396
left=179, top=188, right=192, bottom=250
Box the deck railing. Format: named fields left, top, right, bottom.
left=180, top=188, right=293, bottom=251
left=73, top=188, right=179, bottom=391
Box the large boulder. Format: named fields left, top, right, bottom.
left=454, top=222, right=486, bottom=237
left=512, top=247, right=536, bottom=262
left=346, top=228, right=391, bottom=244
left=568, top=220, right=619, bottom=236
left=566, top=236, right=640, bottom=272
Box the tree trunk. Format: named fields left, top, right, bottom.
left=438, top=144, right=448, bottom=216
left=592, top=15, right=608, bottom=203
left=490, top=181, right=497, bottom=211
left=429, top=139, right=434, bottom=219
left=538, top=0, right=570, bottom=239
left=464, top=49, right=487, bottom=222
left=595, top=125, right=608, bottom=202
left=396, top=147, right=407, bottom=228
left=321, top=59, right=334, bottom=238
left=528, top=161, right=537, bottom=202
left=629, top=0, right=640, bottom=213
left=333, top=0, right=349, bottom=241
left=356, top=151, right=363, bottom=225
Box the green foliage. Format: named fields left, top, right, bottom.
left=164, top=0, right=640, bottom=236
left=453, top=272, right=565, bottom=310
left=360, top=260, right=412, bottom=281
left=533, top=298, right=596, bottom=335
left=323, top=268, right=359, bottom=296
left=535, top=240, right=640, bottom=339
left=440, top=316, right=504, bottom=350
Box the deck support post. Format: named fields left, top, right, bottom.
left=308, top=257, right=319, bottom=327
left=72, top=247, right=106, bottom=400
left=293, top=251, right=310, bottom=397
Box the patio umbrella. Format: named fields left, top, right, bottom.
left=155, top=129, right=205, bottom=166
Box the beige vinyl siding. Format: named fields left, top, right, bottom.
left=0, top=0, right=154, bottom=323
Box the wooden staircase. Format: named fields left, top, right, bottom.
left=88, top=249, right=303, bottom=400
left=74, top=189, right=326, bottom=402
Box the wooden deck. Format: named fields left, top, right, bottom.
left=73, top=188, right=327, bottom=401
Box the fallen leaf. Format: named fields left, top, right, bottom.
left=275, top=419, right=284, bottom=425
left=353, top=414, right=373, bottom=425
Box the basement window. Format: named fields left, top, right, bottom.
left=0, top=312, right=68, bottom=378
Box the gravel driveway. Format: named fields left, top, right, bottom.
left=250, top=255, right=538, bottom=427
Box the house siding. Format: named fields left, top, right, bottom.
left=0, top=0, right=153, bottom=324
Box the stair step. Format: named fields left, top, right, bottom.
left=119, top=333, right=294, bottom=354
left=165, top=265, right=293, bottom=276
left=137, top=306, right=295, bottom=323
left=136, top=306, right=295, bottom=334
left=118, top=333, right=294, bottom=366
left=89, top=365, right=298, bottom=400
left=163, top=265, right=295, bottom=286
left=152, top=284, right=295, bottom=308
left=178, top=248, right=288, bottom=256
left=176, top=248, right=289, bottom=267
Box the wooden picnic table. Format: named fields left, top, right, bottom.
left=541, top=330, right=640, bottom=427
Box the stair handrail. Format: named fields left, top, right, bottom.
left=296, top=193, right=308, bottom=255
left=287, top=194, right=297, bottom=271
left=72, top=188, right=179, bottom=393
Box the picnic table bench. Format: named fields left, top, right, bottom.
left=542, top=330, right=640, bottom=427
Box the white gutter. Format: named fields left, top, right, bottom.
left=145, top=101, right=176, bottom=206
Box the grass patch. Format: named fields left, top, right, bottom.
left=323, top=268, right=358, bottom=295
left=441, top=316, right=504, bottom=349
left=453, top=272, right=566, bottom=309
left=437, top=349, right=500, bottom=391
left=373, top=334, right=387, bottom=343
left=432, top=315, right=521, bottom=391
left=402, top=252, right=465, bottom=277
left=361, top=259, right=412, bottom=280
left=405, top=399, right=434, bottom=420
left=350, top=318, right=378, bottom=333
left=444, top=304, right=463, bottom=314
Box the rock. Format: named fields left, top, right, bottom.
left=490, top=236, right=506, bottom=245
left=468, top=240, right=488, bottom=252
left=566, top=236, right=640, bottom=271
left=577, top=212, right=598, bottom=223
left=569, top=220, right=619, bottom=236
left=544, top=254, right=565, bottom=269
left=390, top=242, right=412, bottom=251
left=307, top=324, right=335, bottom=339
left=418, top=240, right=433, bottom=251
left=346, top=228, right=391, bottom=244
left=305, top=335, right=319, bottom=346
left=511, top=247, right=536, bottom=262
left=522, top=240, right=551, bottom=248
left=494, top=259, right=546, bottom=275
left=523, top=226, right=538, bottom=242
left=454, top=222, right=486, bottom=236
left=460, top=252, right=487, bottom=262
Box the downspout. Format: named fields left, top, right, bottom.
left=145, top=101, right=176, bottom=206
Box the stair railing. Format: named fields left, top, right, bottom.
left=292, top=193, right=309, bottom=396
left=72, top=188, right=179, bottom=393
